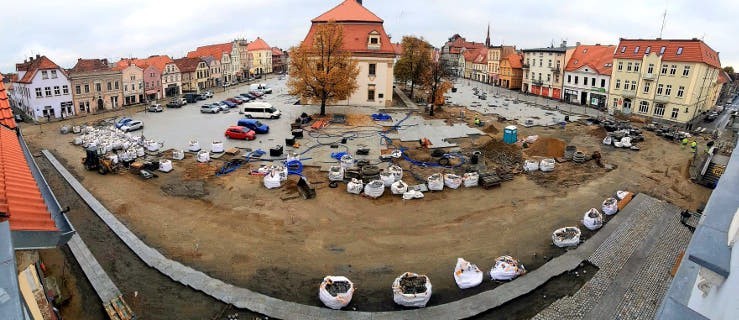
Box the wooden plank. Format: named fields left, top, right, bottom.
left=670, top=250, right=685, bottom=277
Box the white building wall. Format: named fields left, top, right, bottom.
left=563, top=68, right=610, bottom=107
left=13, top=70, right=73, bottom=120
left=687, top=241, right=739, bottom=319
left=343, top=57, right=394, bottom=107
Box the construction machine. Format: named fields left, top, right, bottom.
left=82, top=146, right=117, bottom=175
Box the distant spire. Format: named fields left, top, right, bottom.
left=485, top=23, right=491, bottom=47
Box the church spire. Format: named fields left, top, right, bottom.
left=485, top=23, right=491, bottom=47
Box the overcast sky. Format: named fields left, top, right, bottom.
left=2, top=0, right=737, bottom=73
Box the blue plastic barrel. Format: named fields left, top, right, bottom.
left=503, top=125, right=518, bottom=144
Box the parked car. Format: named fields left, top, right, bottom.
left=200, top=104, right=220, bottom=114
left=224, top=126, right=256, bottom=140
left=183, top=93, right=200, bottom=103
left=179, top=97, right=188, bottom=105
left=121, top=120, right=143, bottom=132
left=262, top=87, right=272, bottom=94
left=705, top=112, right=719, bottom=122
left=237, top=118, right=269, bottom=134
left=241, top=102, right=281, bottom=119
left=238, top=94, right=253, bottom=101
left=222, top=100, right=237, bottom=108
left=240, top=93, right=256, bottom=100
left=249, top=90, right=264, bottom=97
left=227, top=97, right=244, bottom=105
left=147, top=103, right=163, bottom=112
left=212, top=101, right=229, bottom=111
left=166, top=99, right=183, bottom=108
left=203, top=91, right=214, bottom=98
left=115, top=117, right=133, bottom=129
left=196, top=94, right=207, bottom=101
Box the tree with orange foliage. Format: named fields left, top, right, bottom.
left=424, top=56, right=454, bottom=116
left=287, top=21, right=359, bottom=116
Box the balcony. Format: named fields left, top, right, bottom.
left=621, top=89, right=636, bottom=98
left=643, top=73, right=656, bottom=80
left=532, top=79, right=544, bottom=86
left=654, top=95, right=670, bottom=103
left=522, top=64, right=530, bottom=69
left=550, top=67, right=561, bottom=73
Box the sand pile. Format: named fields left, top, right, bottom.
left=524, top=137, right=566, bottom=158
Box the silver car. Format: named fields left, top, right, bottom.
left=147, top=103, right=163, bottom=112
left=121, top=120, right=143, bottom=132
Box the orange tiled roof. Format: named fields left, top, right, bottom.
left=15, top=56, right=62, bottom=84
left=302, top=23, right=395, bottom=55
left=565, top=44, right=617, bottom=75
left=506, top=53, right=523, bottom=69
left=141, top=55, right=174, bottom=72
left=311, top=0, right=383, bottom=23
left=0, top=82, right=55, bottom=231
left=271, top=47, right=283, bottom=56
left=392, top=43, right=403, bottom=56
left=247, top=37, right=271, bottom=51
left=0, top=76, right=16, bottom=129
left=615, top=38, right=721, bottom=69
left=173, top=57, right=201, bottom=73
left=70, top=58, right=113, bottom=73
left=187, top=43, right=232, bottom=60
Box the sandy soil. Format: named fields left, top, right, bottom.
left=21, top=111, right=711, bottom=313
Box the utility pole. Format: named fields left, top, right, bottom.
left=659, top=9, right=668, bottom=38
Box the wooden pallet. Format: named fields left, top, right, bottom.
left=104, top=295, right=135, bottom=320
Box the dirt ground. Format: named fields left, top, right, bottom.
left=20, top=110, right=711, bottom=314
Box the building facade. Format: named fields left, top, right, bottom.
left=521, top=42, right=575, bottom=99
left=188, top=42, right=240, bottom=84
left=563, top=44, right=616, bottom=109
left=11, top=55, right=73, bottom=120
left=608, top=38, right=723, bottom=125
left=247, top=37, right=273, bottom=75
left=464, top=48, right=488, bottom=82
left=440, top=34, right=484, bottom=77
left=174, top=57, right=207, bottom=93
left=499, top=53, right=523, bottom=90
left=487, top=45, right=516, bottom=86
left=113, top=60, right=144, bottom=106
left=202, top=56, right=222, bottom=88
left=272, top=47, right=286, bottom=73
left=68, top=58, right=123, bottom=114
left=302, top=0, right=395, bottom=107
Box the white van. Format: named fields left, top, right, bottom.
left=241, top=102, right=281, bottom=119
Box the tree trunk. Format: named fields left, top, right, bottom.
left=409, top=80, right=415, bottom=99
left=320, top=98, right=327, bottom=116
left=429, top=85, right=436, bottom=116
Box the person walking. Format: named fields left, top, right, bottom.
left=681, top=137, right=688, bottom=150
left=690, top=140, right=698, bottom=154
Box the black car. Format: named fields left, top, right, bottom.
left=241, top=93, right=256, bottom=100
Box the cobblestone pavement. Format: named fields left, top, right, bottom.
left=534, top=195, right=690, bottom=320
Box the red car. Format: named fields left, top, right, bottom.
left=227, top=97, right=244, bottom=105
left=224, top=126, right=256, bottom=140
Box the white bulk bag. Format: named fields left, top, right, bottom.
left=347, top=178, right=363, bottom=194
left=392, top=272, right=432, bottom=308
left=453, top=258, right=483, bottom=289
left=427, top=173, right=444, bottom=191
left=583, top=208, right=603, bottom=230
left=614, top=141, right=623, bottom=148
left=388, top=165, right=403, bottom=181
left=172, top=150, right=185, bottom=160
left=136, top=147, right=145, bottom=157
left=263, top=170, right=282, bottom=189
left=158, top=159, right=173, bottom=173
left=197, top=150, right=210, bottom=163
left=340, top=154, right=354, bottom=169
left=603, top=136, right=612, bottom=145
left=73, top=137, right=83, bottom=145
left=616, top=190, right=630, bottom=200
left=463, top=172, right=479, bottom=187
left=523, top=160, right=539, bottom=172
left=402, top=190, right=424, bottom=200
left=540, top=158, right=556, bottom=172
left=621, top=136, right=632, bottom=148
left=391, top=180, right=408, bottom=195
left=552, top=227, right=581, bottom=248
left=188, top=140, right=201, bottom=152
left=211, top=140, right=224, bottom=153
left=380, top=172, right=395, bottom=187
left=328, top=166, right=344, bottom=182
left=363, top=180, right=385, bottom=198
left=602, top=197, right=619, bottom=215
left=318, top=276, right=355, bottom=310
left=490, top=255, right=526, bottom=281
left=444, top=174, right=462, bottom=189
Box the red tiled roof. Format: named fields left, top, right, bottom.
left=311, top=0, right=383, bottom=23
left=141, top=55, right=174, bottom=72
left=114, top=58, right=150, bottom=70
left=15, top=56, right=62, bottom=84
left=302, top=23, right=395, bottom=55
left=615, top=39, right=721, bottom=69
left=271, top=47, right=283, bottom=56
left=70, top=58, right=113, bottom=73
left=0, top=76, right=16, bottom=129
left=506, top=53, right=523, bottom=69
left=565, top=44, right=616, bottom=75
left=392, top=43, right=403, bottom=56
left=187, top=43, right=232, bottom=60
left=173, top=57, right=201, bottom=73
left=0, top=100, right=56, bottom=231
left=473, top=48, right=488, bottom=64
left=247, top=37, right=271, bottom=51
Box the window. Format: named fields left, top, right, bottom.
left=368, top=63, right=376, bottom=76
left=62, top=85, right=69, bottom=95
left=51, top=70, right=57, bottom=78
left=538, top=59, right=542, bottom=67
left=677, top=86, right=685, bottom=97
left=643, top=82, right=651, bottom=93
left=645, top=46, right=651, bottom=54
left=621, top=46, right=626, bottom=53
left=45, top=87, right=52, bottom=96
left=683, top=66, right=690, bottom=76
left=548, top=60, right=552, bottom=67
left=601, top=79, right=606, bottom=88
left=615, top=79, right=621, bottom=89
left=627, top=62, right=632, bottom=72
left=367, top=85, right=375, bottom=101
left=538, top=73, right=541, bottom=80
left=669, top=65, right=677, bottom=75
left=583, top=76, right=588, bottom=85
left=661, top=64, right=668, bottom=74
left=41, top=71, right=48, bottom=79
left=575, top=76, right=579, bottom=85
left=84, top=84, right=90, bottom=93
left=115, top=81, right=119, bottom=90
left=630, top=81, right=637, bottom=90
left=531, top=72, right=534, bottom=79
left=647, top=63, right=654, bottom=74
left=634, top=63, right=640, bottom=72
left=53, top=86, right=60, bottom=95
left=617, top=61, right=623, bottom=71
left=676, top=47, right=683, bottom=55
left=95, top=83, right=101, bottom=92
left=634, top=46, right=640, bottom=53
left=654, top=103, right=665, bottom=117
left=107, top=82, right=112, bottom=91
left=665, top=84, right=672, bottom=96
left=35, top=88, right=42, bottom=98
left=547, top=74, right=551, bottom=82
left=124, top=84, right=128, bottom=92
left=612, top=98, right=618, bottom=109
left=638, top=101, right=649, bottom=113
left=591, top=78, right=595, bottom=86
left=657, top=84, right=664, bottom=95
left=130, top=75, right=135, bottom=81
left=567, top=75, right=571, bottom=83
left=659, top=46, right=666, bottom=55
left=671, top=108, right=679, bottom=119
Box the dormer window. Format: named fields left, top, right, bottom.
left=368, top=31, right=380, bottom=50
left=645, top=46, right=651, bottom=54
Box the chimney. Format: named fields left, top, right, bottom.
left=561, top=40, right=567, bottom=48
left=28, top=56, right=33, bottom=61
left=356, top=0, right=362, bottom=5
left=576, top=41, right=581, bottom=46
left=35, top=54, right=40, bottom=59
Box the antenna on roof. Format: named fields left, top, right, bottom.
left=659, top=9, right=667, bottom=38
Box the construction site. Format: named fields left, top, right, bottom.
left=16, top=75, right=734, bottom=320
